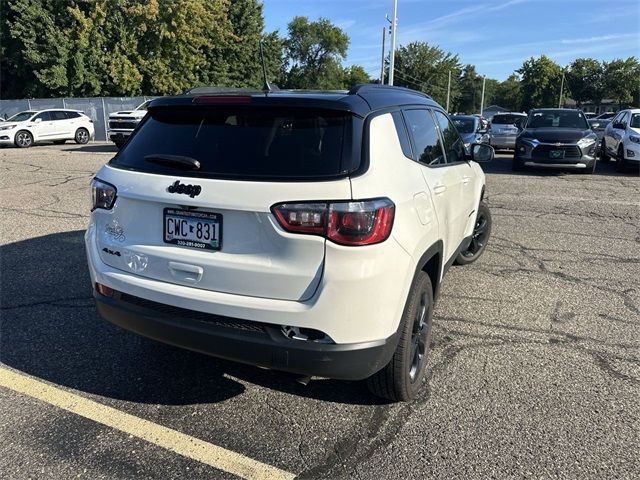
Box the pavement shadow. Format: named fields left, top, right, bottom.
left=484, top=155, right=639, bottom=177
left=0, top=230, right=381, bottom=406
left=62, top=143, right=118, bottom=153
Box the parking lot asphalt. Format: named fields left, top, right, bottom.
left=0, top=143, right=638, bottom=479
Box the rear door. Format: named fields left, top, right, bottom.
left=94, top=104, right=354, bottom=301
left=49, top=110, right=72, bottom=137
left=403, top=108, right=465, bottom=262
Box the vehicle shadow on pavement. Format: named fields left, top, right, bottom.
left=63, top=144, right=118, bottom=153
left=0, top=230, right=382, bottom=406
left=483, top=154, right=638, bottom=177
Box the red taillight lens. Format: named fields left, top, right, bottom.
left=272, top=198, right=395, bottom=246
left=272, top=203, right=327, bottom=235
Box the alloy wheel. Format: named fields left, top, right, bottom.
left=409, top=291, right=429, bottom=381
left=461, top=214, right=489, bottom=258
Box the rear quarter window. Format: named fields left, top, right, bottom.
left=110, top=106, right=355, bottom=181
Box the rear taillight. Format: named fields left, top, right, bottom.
left=272, top=198, right=395, bottom=246
left=91, top=178, right=117, bottom=211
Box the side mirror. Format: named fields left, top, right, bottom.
left=471, top=143, right=494, bottom=163
left=34, top=117, right=42, bottom=123
left=612, top=122, right=625, bottom=130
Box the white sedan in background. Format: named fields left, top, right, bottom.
left=600, top=108, right=640, bottom=171
left=0, top=109, right=95, bottom=148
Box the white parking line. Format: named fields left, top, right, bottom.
left=0, top=367, right=295, bottom=480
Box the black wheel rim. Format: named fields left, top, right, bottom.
left=461, top=213, right=489, bottom=258
left=409, top=291, right=429, bottom=381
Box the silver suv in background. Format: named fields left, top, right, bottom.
left=488, top=112, right=527, bottom=150
left=107, top=100, right=149, bottom=149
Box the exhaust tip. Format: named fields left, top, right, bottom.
left=281, top=326, right=334, bottom=344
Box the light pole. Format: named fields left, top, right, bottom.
left=479, top=75, right=486, bottom=116
left=558, top=68, right=566, bottom=108
left=380, top=27, right=386, bottom=84
left=445, top=70, right=451, bottom=112
left=388, top=0, right=398, bottom=85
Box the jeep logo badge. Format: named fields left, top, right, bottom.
left=167, top=180, right=202, bottom=198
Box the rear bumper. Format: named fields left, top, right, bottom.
left=490, top=135, right=517, bottom=149
left=95, top=291, right=397, bottom=380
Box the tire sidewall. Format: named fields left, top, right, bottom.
left=396, top=272, right=434, bottom=400
left=75, top=128, right=89, bottom=144
left=14, top=130, right=33, bottom=148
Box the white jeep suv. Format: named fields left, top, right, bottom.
left=0, top=109, right=94, bottom=147
left=85, top=85, right=493, bottom=401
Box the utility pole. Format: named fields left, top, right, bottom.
left=388, top=0, right=398, bottom=85
left=380, top=27, right=386, bottom=84
left=480, top=75, right=486, bottom=116
left=558, top=69, right=566, bottom=108
left=445, top=70, right=451, bottom=112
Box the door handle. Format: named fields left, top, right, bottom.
left=433, top=185, right=447, bottom=195
left=462, top=175, right=471, bottom=185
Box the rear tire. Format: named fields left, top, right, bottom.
left=615, top=145, right=626, bottom=172
left=512, top=157, right=524, bottom=171
left=366, top=272, right=434, bottom=402
left=599, top=139, right=610, bottom=162
left=74, top=128, right=90, bottom=144
left=14, top=130, right=33, bottom=148
left=455, top=202, right=492, bottom=265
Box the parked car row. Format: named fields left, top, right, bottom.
left=0, top=109, right=94, bottom=148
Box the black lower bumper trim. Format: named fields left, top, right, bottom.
left=95, top=293, right=398, bottom=380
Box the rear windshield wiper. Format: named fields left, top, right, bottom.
left=144, top=154, right=201, bottom=170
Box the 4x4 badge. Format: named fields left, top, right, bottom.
left=167, top=180, right=202, bottom=198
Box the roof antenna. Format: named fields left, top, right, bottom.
left=259, top=40, right=273, bottom=94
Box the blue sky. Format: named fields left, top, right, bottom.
left=262, top=0, right=640, bottom=81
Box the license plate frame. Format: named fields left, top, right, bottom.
left=549, top=149, right=565, bottom=159
left=163, top=208, right=222, bottom=251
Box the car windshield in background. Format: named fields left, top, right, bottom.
left=110, top=107, right=350, bottom=180
left=630, top=114, right=640, bottom=128
left=491, top=114, right=525, bottom=125
left=451, top=117, right=475, bottom=133
left=527, top=110, right=589, bottom=129
left=137, top=101, right=150, bottom=111
left=6, top=111, right=36, bottom=122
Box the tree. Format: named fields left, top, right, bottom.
left=283, top=16, right=349, bottom=90
left=604, top=57, right=640, bottom=108
left=342, top=65, right=371, bottom=89
left=456, top=65, right=482, bottom=113
left=202, top=0, right=283, bottom=89
left=566, top=58, right=604, bottom=108
left=391, top=42, right=461, bottom=106
left=517, top=55, right=563, bottom=111
left=493, top=74, right=522, bottom=111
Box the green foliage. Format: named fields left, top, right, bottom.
left=283, top=16, right=349, bottom=89
left=517, top=55, right=563, bottom=111
left=493, top=74, right=522, bottom=111
left=566, top=58, right=604, bottom=108
left=391, top=42, right=461, bottom=106
left=343, top=65, right=371, bottom=89
left=604, top=57, right=640, bottom=107
left=454, top=65, right=498, bottom=114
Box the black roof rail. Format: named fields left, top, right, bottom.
left=348, top=83, right=432, bottom=100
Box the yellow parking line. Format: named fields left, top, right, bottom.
left=0, top=367, right=295, bottom=480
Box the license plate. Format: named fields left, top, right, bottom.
left=549, top=149, right=565, bottom=159
left=164, top=208, right=222, bottom=250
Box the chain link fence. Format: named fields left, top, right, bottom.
left=0, top=96, right=155, bottom=141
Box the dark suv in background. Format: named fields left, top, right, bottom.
left=513, top=108, right=598, bottom=173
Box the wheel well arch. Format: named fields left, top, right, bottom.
left=416, top=240, right=443, bottom=302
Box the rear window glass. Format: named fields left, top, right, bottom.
left=110, top=107, right=352, bottom=180
left=492, top=114, right=525, bottom=125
